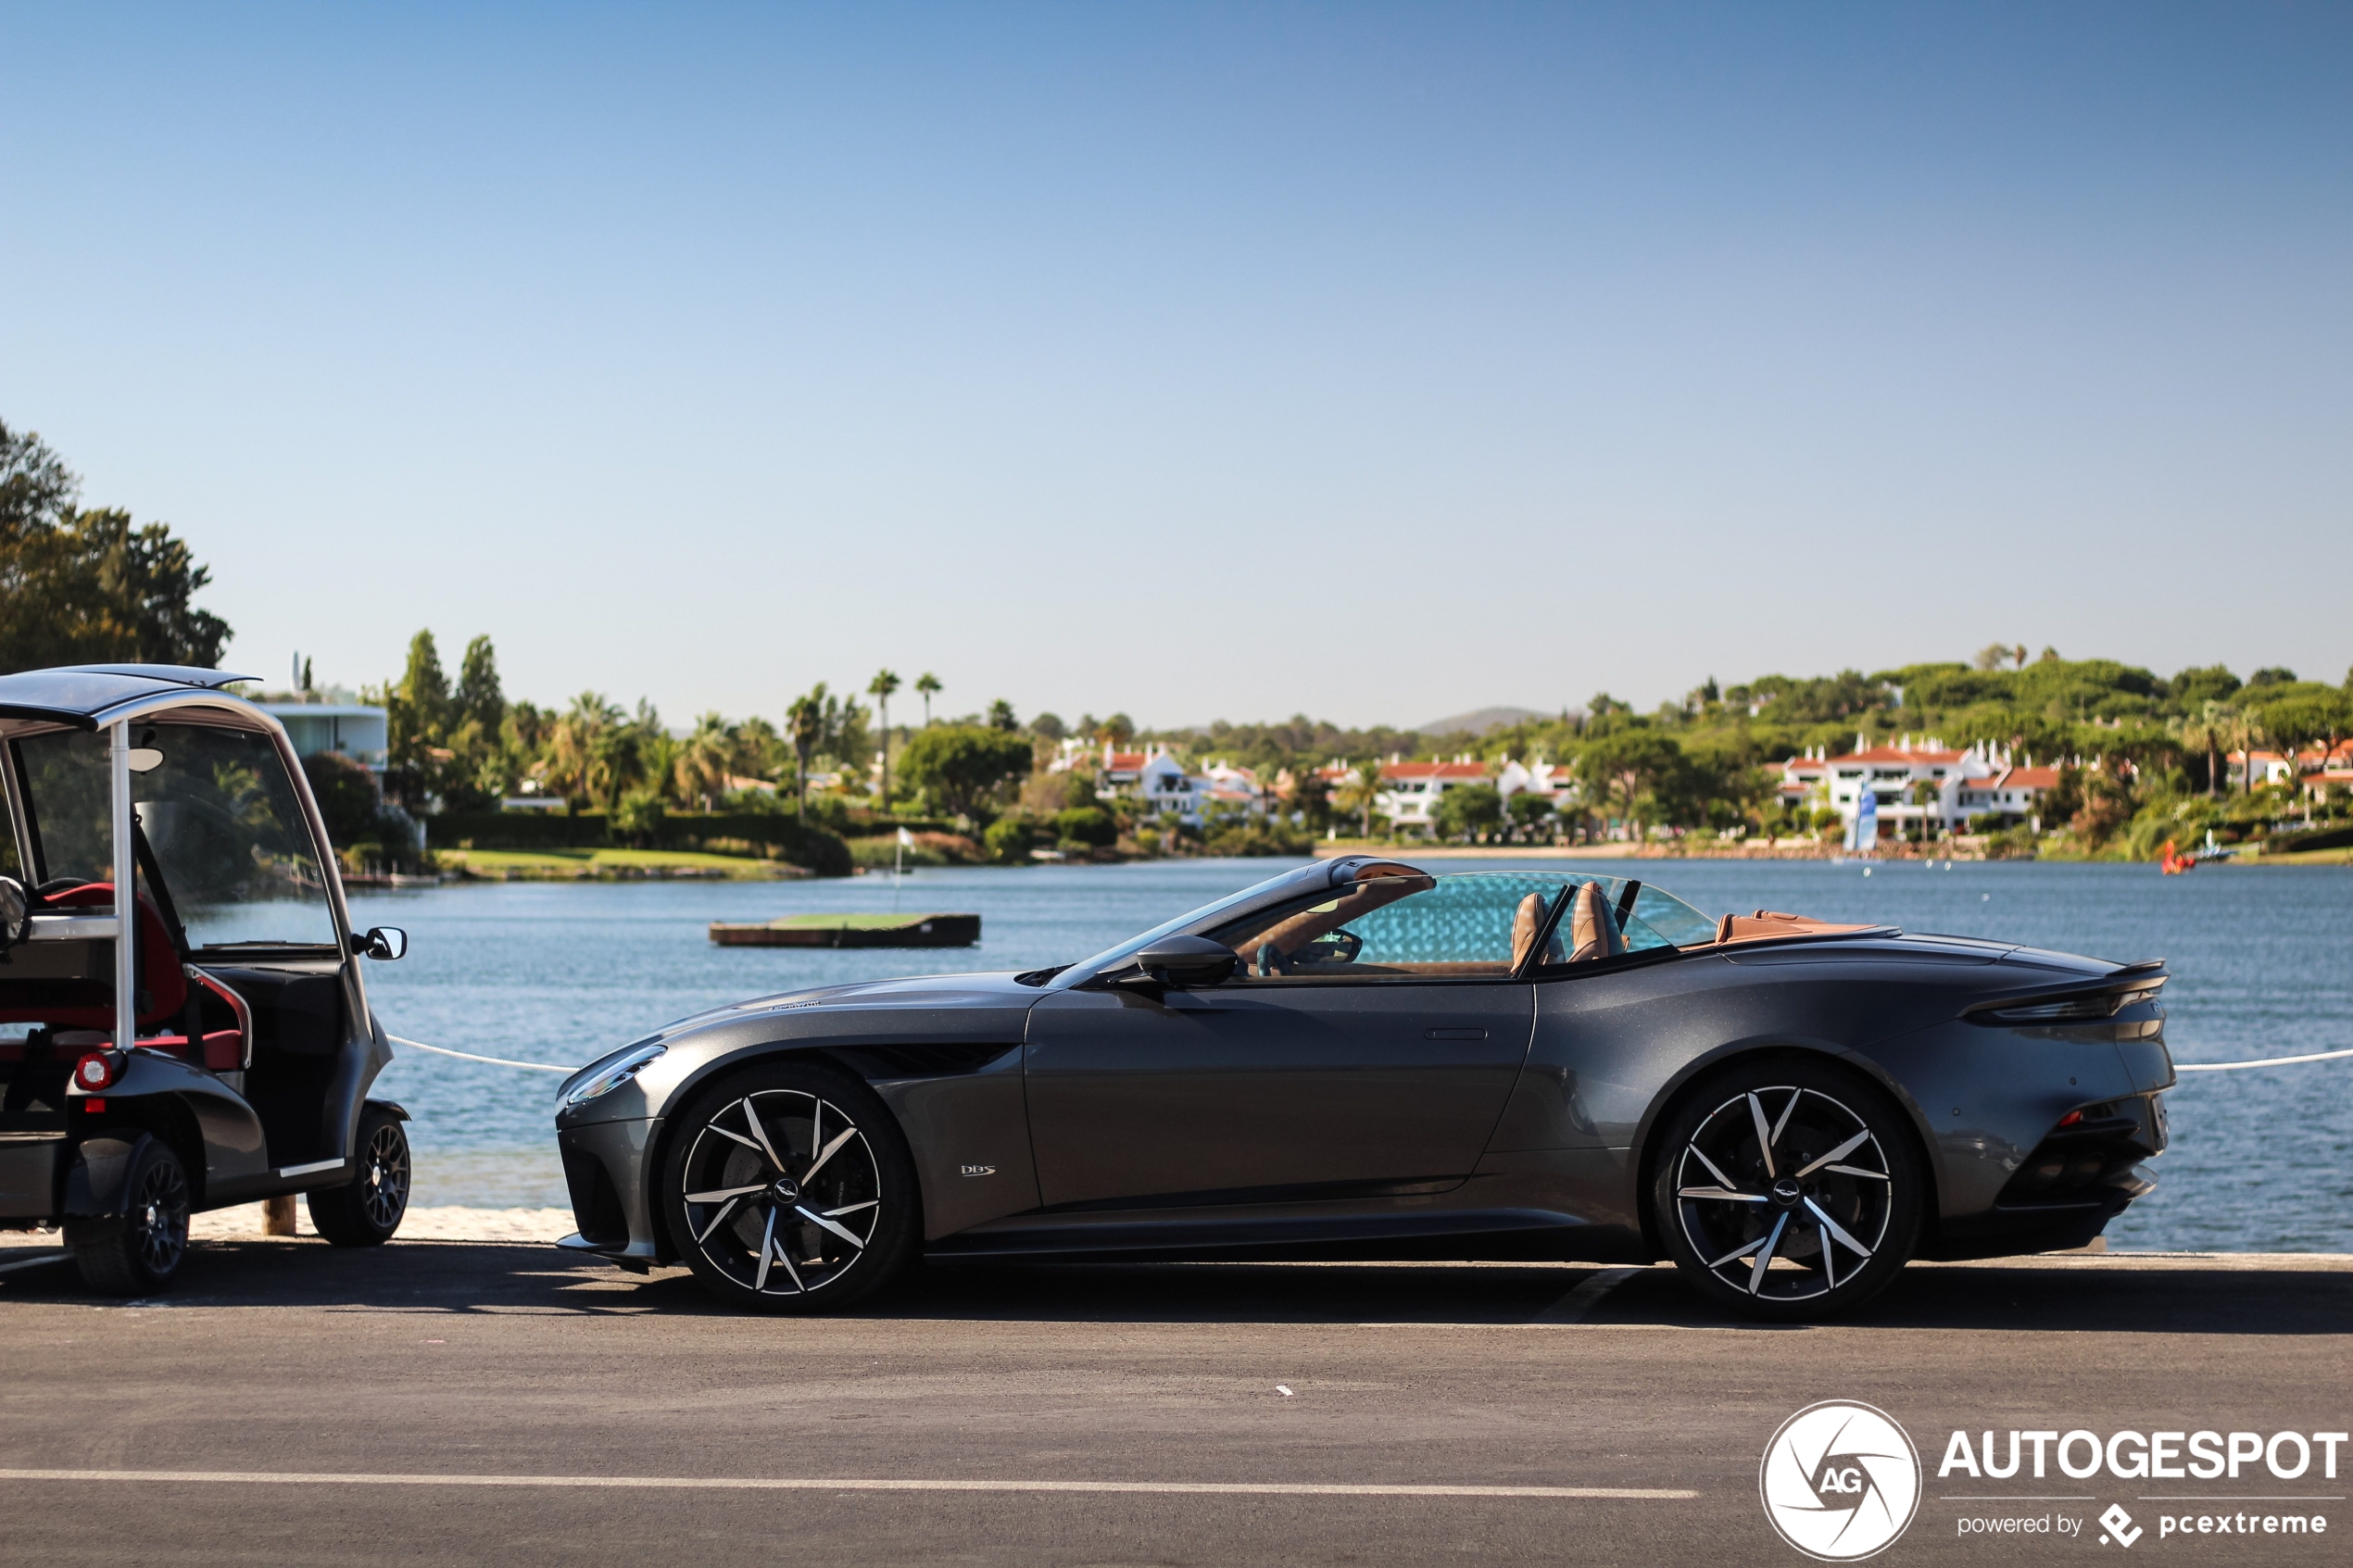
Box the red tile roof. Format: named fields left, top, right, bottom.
left=1381, top=761, right=1490, bottom=781
left=1990, top=767, right=2060, bottom=790
left=1827, top=746, right=1968, bottom=766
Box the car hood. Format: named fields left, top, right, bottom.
left=675, top=970, right=1045, bottom=1031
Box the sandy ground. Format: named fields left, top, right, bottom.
left=0, top=1205, right=578, bottom=1246
left=189, top=1203, right=578, bottom=1242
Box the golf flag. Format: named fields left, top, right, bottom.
left=898, top=827, right=914, bottom=847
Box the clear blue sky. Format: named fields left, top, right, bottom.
left=5, top=4, right=2347, bottom=729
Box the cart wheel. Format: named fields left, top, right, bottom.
left=70, top=1137, right=193, bottom=1296
left=307, top=1109, right=411, bottom=1247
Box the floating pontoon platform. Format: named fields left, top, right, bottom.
left=708, top=912, right=981, bottom=948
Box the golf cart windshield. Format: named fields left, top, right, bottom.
left=13, top=722, right=340, bottom=950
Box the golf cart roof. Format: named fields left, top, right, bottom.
left=0, top=666, right=264, bottom=732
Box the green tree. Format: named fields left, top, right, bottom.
left=899, top=724, right=1036, bottom=822
left=1506, top=790, right=1554, bottom=841
left=988, top=698, right=1018, bottom=732
left=0, top=421, right=232, bottom=673
left=1576, top=728, right=1681, bottom=836
left=1433, top=782, right=1504, bottom=842
left=915, top=671, right=942, bottom=726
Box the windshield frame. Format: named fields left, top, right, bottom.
left=2, top=708, right=354, bottom=958
left=1048, top=861, right=1334, bottom=989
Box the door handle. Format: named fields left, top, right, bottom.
left=1425, top=1027, right=1487, bottom=1041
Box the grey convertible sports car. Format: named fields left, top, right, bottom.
left=554, top=856, right=2172, bottom=1320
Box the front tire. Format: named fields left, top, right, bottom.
left=662, top=1061, right=918, bottom=1313
left=1652, top=1059, right=1922, bottom=1322
left=307, top=1109, right=412, bottom=1247
left=70, top=1137, right=193, bottom=1296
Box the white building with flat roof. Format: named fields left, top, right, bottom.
left=255, top=699, right=389, bottom=771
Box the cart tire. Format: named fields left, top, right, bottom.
left=69, top=1138, right=193, bottom=1296
left=307, top=1109, right=411, bottom=1247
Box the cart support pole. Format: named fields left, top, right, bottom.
left=110, top=721, right=135, bottom=1049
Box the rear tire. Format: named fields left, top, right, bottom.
left=1652, top=1058, right=1922, bottom=1322
left=307, top=1110, right=412, bottom=1247
left=69, top=1137, right=192, bottom=1296
left=662, top=1060, right=919, bottom=1313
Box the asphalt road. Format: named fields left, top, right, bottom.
left=0, top=1242, right=2346, bottom=1566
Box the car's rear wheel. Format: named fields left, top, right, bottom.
left=69, top=1137, right=192, bottom=1296
left=661, top=1061, right=917, bottom=1313
left=1652, top=1059, right=1922, bottom=1322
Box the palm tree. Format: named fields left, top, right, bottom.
left=915, top=671, right=941, bottom=727
left=787, top=688, right=825, bottom=820
left=868, top=670, right=901, bottom=808
left=2177, top=705, right=2225, bottom=798
left=1333, top=764, right=1379, bottom=840
left=1908, top=779, right=1941, bottom=847
left=677, top=711, right=734, bottom=809
left=544, top=692, right=622, bottom=808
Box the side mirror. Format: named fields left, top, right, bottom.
left=357, top=926, right=408, bottom=961
left=1115, top=935, right=1238, bottom=990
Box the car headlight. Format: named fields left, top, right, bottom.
left=564, top=1043, right=666, bottom=1106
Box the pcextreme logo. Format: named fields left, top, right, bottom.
left=1760, top=1401, right=1923, bottom=1562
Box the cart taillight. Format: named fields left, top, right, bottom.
left=73, top=1050, right=123, bottom=1092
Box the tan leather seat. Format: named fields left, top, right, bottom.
left=1510, top=892, right=1548, bottom=971
left=1566, top=881, right=1626, bottom=963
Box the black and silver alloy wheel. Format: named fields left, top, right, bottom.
left=308, top=1107, right=412, bottom=1247
left=69, top=1136, right=193, bottom=1296
left=665, top=1065, right=915, bottom=1311
left=1654, top=1062, right=1921, bottom=1321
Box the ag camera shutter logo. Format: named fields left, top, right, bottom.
left=1760, top=1400, right=1922, bottom=1561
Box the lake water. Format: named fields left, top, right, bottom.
left=351, top=857, right=2353, bottom=1253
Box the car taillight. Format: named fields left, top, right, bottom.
left=72, top=1051, right=121, bottom=1092
left=2056, top=1110, right=2083, bottom=1128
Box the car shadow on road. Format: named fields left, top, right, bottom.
left=4, top=1239, right=2346, bottom=1335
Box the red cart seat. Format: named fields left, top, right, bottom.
left=0, top=882, right=247, bottom=1072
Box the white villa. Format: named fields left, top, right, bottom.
left=1053, top=741, right=1263, bottom=828
left=254, top=694, right=389, bottom=773
left=1780, top=735, right=2060, bottom=838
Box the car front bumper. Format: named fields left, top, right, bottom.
left=556, top=1116, right=665, bottom=1265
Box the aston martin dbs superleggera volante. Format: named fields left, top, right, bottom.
left=553, top=856, right=2172, bottom=1320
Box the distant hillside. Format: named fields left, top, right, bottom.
left=1417, top=705, right=1551, bottom=736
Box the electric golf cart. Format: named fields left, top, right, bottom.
left=0, top=665, right=412, bottom=1293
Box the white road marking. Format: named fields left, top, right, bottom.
left=0, top=1468, right=1694, bottom=1499
left=1531, top=1266, right=1642, bottom=1324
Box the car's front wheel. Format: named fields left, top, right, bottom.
left=1652, top=1059, right=1922, bottom=1322
left=661, top=1061, right=918, bottom=1312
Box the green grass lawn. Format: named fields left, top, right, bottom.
left=438, top=847, right=797, bottom=879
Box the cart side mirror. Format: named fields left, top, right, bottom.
left=126, top=747, right=164, bottom=773
left=1116, top=935, right=1237, bottom=990
left=357, top=926, right=408, bottom=961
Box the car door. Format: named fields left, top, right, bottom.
left=1023, top=873, right=1560, bottom=1210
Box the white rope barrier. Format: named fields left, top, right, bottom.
left=387, top=1035, right=574, bottom=1074
left=2175, top=1047, right=2353, bottom=1073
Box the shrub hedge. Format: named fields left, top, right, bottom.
left=428, top=809, right=851, bottom=876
